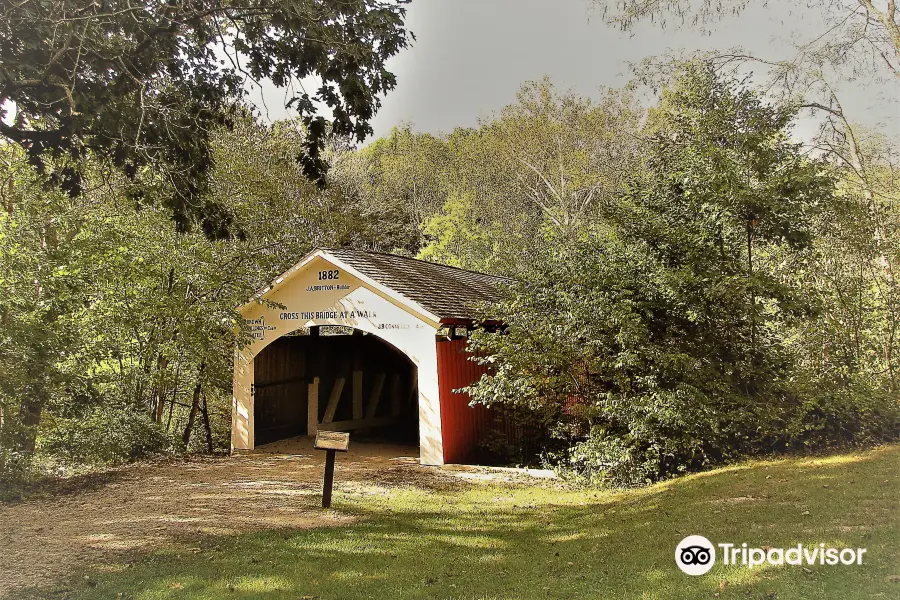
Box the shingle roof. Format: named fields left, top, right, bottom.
left=324, top=248, right=512, bottom=321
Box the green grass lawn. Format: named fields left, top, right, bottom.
left=35, top=445, right=900, bottom=599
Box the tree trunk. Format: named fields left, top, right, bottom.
left=887, top=326, right=897, bottom=393
left=150, top=268, right=177, bottom=421
left=166, top=356, right=184, bottom=431
left=747, top=220, right=756, bottom=353
left=182, top=362, right=205, bottom=447
left=151, top=353, right=170, bottom=423
left=201, top=395, right=214, bottom=454
left=17, top=396, right=43, bottom=453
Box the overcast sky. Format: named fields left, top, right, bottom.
left=249, top=0, right=899, bottom=144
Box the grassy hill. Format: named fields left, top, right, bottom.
left=23, top=445, right=900, bottom=599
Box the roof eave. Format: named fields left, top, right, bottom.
left=239, top=248, right=444, bottom=328
left=318, top=249, right=443, bottom=326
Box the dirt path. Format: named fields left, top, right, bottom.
left=0, top=438, right=471, bottom=596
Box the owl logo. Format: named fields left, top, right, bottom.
left=676, top=535, right=716, bottom=575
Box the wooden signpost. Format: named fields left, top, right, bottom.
left=314, top=431, right=350, bottom=508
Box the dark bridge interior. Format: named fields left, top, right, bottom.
left=253, top=327, right=418, bottom=446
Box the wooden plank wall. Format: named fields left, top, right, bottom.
left=253, top=337, right=307, bottom=445
left=436, top=338, right=493, bottom=464
left=436, top=337, right=543, bottom=464
left=253, top=331, right=418, bottom=446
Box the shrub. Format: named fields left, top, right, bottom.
left=39, top=405, right=175, bottom=468
left=0, top=449, right=40, bottom=501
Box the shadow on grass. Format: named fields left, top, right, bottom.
left=18, top=446, right=900, bottom=600
left=1, top=468, right=135, bottom=504
left=2, top=454, right=235, bottom=504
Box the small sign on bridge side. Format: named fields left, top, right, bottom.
left=314, top=431, right=350, bottom=452
left=314, top=431, right=350, bottom=508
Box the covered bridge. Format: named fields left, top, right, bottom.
left=232, top=248, right=513, bottom=465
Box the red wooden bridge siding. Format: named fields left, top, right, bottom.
left=436, top=338, right=493, bottom=464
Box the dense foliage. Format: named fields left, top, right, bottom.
left=0, top=0, right=411, bottom=233
left=463, top=66, right=899, bottom=485
left=0, top=118, right=374, bottom=497
left=1, top=59, right=896, bottom=496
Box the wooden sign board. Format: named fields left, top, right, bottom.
left=315, top=431, right=350, bottom=452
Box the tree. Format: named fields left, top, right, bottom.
left=0, top=0, right=412, bottom=233
left=597, top=0, right=899, bottom=76
left=0, top=113, right=372, bottom=471
left=790, top=134, right=899, bottom=397
left=417, top=191, right=506, bottom=272
left=480, top=79, right=642, bottom=234
left=594, top=1, right=898, bottom=191
left=0, top=143, right=96, bottom=456
left=464, top=65, right=879, bottom=485
left=413, top=81, right=644, bottom=275
left=597, top=0, right=900, bottom=400
left=594, top=0, right=900, bottom=403
left=350, top=125, right=452, bottom=254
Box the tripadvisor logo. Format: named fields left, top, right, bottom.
left=676, top=535, right=716, bottom=575
left=675, top=536, right=867, bottom=576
